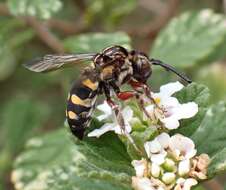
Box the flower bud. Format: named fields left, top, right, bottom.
left=163, top=158, right=176, bottom=172
left=151, top=163, right=161, bottom=178
left=162, top=172, right=176, bottom=184
left=178, top=159, right=190, bottom=176
left=130, top=117, right=145, bottom=131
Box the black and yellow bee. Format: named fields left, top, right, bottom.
left=24, top=45, right=191, bottom=141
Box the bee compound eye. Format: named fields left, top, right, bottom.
left=103, top=55, right=112, bottom=62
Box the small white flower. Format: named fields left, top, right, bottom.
left=144, top=133, right=170, bottom=165
left=132, top=177, right=156, bottom=190
left=144, top=133, right=197, bottom=164
left=88, top=101, right=133, bottom=138
left=169, top=134, right=197, bottom=160
left=132, top=133, right=209, bottom=190
left=175, top=178, right=198, bottom=190
left=132, top=159, right=149, bottom=178
left=146, top=81, right=198, bottom=130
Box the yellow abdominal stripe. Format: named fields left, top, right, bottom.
left=68, top=111, right=77, bottom=119
left=82, top=79, right=98, bottom=91
left=71, top=94, right=90, bottom=107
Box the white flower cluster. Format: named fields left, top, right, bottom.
left=132, top=133, right=210, bottom=190
left=145, top=82, right=198, bottom=130
left=88, top=82, right=198, bottom=137
left=87, top=81, right=210, bottom=190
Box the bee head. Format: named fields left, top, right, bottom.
left=129, top=50, right=152, bottom=83
left=94, top=45, right=128, bottom=68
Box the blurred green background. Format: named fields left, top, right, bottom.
left=0, top=0, right=226, bottom=189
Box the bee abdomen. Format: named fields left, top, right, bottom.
left=66, top=69, right=99, bottom=139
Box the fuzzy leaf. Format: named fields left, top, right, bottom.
left=12, top=129, right=133, bottom=190
left=85, top=0, right=136, bottom=27
left=0, top=19, right=34, bottom=80
left=7, top=0, right=62, bottom=19
left=195, top=63, right=226, bottom=104
left=64, top=32, right=131, bottom=53
left=191, top=102, right=226, bottom=177
left=172, top=83, right=210, bottom=136
left=151, top=10, right=226, bottom=68
left=1, top=97, right=49, bottom=154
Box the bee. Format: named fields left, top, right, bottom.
left=24, top=45, right=191, bottom=142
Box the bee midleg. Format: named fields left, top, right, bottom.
left=103, top=84, right=141, bottom=153
left=109, top=81, right=151, bottom=119
left=116, top=90, right=151, bottom=119
left=66, top=73, right=99, bottom=140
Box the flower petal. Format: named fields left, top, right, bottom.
left=151, top=151, right=167, bottom=165
left=176, top=178, right=197, bottom=190
left=172, top=102, right=198, bottom=120
left=160, top=97, right=179, bottom=108
left=156, top=133, right=170, bottom=149
left=97, top=101, right=112, bottom=115
left=132, top=177, right=156, bottom=190
left=122, top=106, right=133, bottom=120
left=178, top=159, right=190, bottom=176
left=114, top=123, right=132, bottom=135
left=145, top=105, right=154, bottom=113
left=131, top=159, right=148, bottom=177
left=159, top=81, right=184, bottom=97
left=183, top=178, right=198, bottom=190
left=160, top=116, right=180, bottom=130
left=144, top=139, right=162, bottom=154
left=96, top=114, right=110, bottom=121
left=87, top=123, right=115, bottom=138
left=151, top=163, right=161, bottom=178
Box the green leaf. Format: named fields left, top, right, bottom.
left=12, top=129, right=133, bottom=190
left=0, top=19, right=34, bottom=80
left=172, top=83, right=210, bottom=136
left=195, top=63, right=226, bottom=104
left=64, top=32, right=131, bottom=53
left=85, top=0, right=136, bottom=28
left=151, top=9, right=226, bottom=68
left=1, top=97, right=49, bottom=154
left=191, top=102, right=226, bottom=177
left=192, top=186, right=206, bottom=190
left=207, top=148, right=226, bottom=178
left=7, top=0, right=62, bottom=19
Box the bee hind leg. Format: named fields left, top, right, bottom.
left=107, top=99, right=141, bottom=154
left=102, top=84, right=141, bottom=154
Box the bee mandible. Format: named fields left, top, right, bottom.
left=24, top=45, right=191, bottom=146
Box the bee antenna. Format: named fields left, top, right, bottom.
left=150, top=58, right=192, bottom=83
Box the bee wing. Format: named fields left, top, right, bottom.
left=23, top=53, right=96, bottom=73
